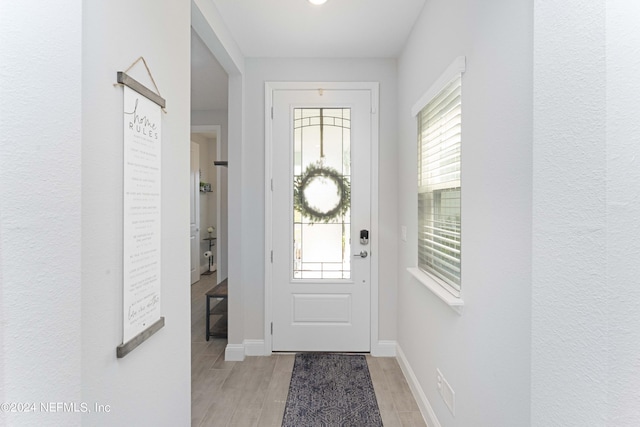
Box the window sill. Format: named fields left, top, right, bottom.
left=407, top=267, right=464, bottom=315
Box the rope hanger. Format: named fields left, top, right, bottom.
left=115, top=56, right=167, bottom=113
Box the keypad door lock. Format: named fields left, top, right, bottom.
left=360, top=229, right=369, bottom=245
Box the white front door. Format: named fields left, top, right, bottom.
left=190, top=141, right=201, bottom=284
left=271, top=87, right=373, bottom=352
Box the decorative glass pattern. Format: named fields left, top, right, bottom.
left=293, top=108, right=351, bottom=279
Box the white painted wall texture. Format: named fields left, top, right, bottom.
left=242, top=58, right=399, bottom=345
left=606, top=4, right=640, bottom=424
left=533, top=1, right=640, bottom=426
left=531, top=2, right=608, bottom=425
left=397, top=0, right=532, bottom=425
left=0, top=2, right=83, bottom=425
left=80, top=0, right=191, bottom=426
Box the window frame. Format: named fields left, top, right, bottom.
left=410, top=56, right=466, bottom=305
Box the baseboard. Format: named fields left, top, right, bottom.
left=371, top=340, right=397, bottom=357
left=224, top=343, right=245, bottom=361
left=244, top=339, right=266, bottom=356
left=396, top=344, right=441, bottom=427
left=239, top=339, right=390, bottom=357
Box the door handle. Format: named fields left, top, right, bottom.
left=354, top=251, right=368, bottom=258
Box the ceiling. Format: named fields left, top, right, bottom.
left=211, top=0, right=426, bottom=58
left=190, top=0, right=426, bottom=112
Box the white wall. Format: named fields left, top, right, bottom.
left=532, top=2, right=640, bottom=425
left=1, top=1, right=191, bottom=425
left=606, top=4, right=640, bottom=424
left=396, top=0, right=532, bottom=425
left=243, top=58, right=398, bottom=342
left=0, top=2, right=83, bottom=425
left=531, top=2, right=606, bottom=424
left=81, top=0, right=191, bottom=425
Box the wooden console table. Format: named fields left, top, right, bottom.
left=205, top=278, right=228, bottom=340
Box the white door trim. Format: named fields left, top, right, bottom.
left=264, top=81, right=380, bottom=355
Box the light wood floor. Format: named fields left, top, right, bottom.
left=191, top=273, right=427, bottom=427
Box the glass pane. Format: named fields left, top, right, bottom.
left=293, top=108, right=351, bottom=280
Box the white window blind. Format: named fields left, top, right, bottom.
left=417, top=74, right=462, bottom=296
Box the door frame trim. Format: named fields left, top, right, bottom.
left=263, top=81, right=380, bottom=355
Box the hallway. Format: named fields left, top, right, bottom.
left=190, top=274, right=426, bottom=426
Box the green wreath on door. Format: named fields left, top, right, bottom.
left=293, top=162, right=351, bottom=223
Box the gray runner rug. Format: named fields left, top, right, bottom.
left=282, top=353, right=383, bottom=427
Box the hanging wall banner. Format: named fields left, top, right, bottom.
left=122, top=84, right=162, bottom=344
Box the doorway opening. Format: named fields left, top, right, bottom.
left=189, top=19, right=231, bottom=400
left=190, top=128, right=222, bottom=283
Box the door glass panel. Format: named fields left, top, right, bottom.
left=293, top=108, right=351, bottom=279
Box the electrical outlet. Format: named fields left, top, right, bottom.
left=401, top=226, right=407, bottom=242
left=437, top=369, right=455, bottom=416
